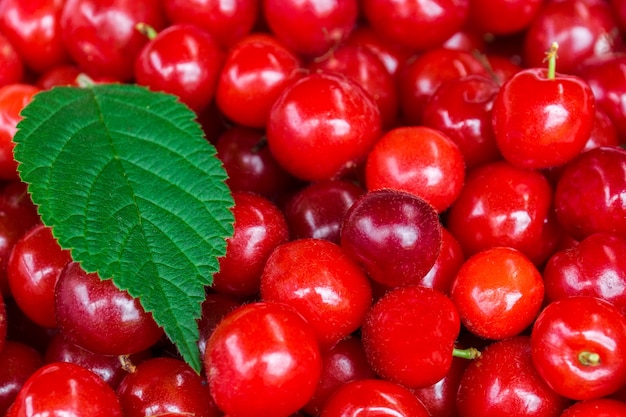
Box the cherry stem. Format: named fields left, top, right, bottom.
left=453, top=347, right=481, bottom=360
left=578, top=351, right=601, bottom=366
left=135, top=22, right=158, bottom=40
left=119, top=355, right=137, bottom=373
left=544, top=41, right=559, bottom=80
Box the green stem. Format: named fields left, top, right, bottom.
left=578, top=351, right=601, bottom=366
left=546, top=41, right=559, bottom=80
left=453, top=347, right=481, bottom=360
left=135, top=22, right=158, bottom=40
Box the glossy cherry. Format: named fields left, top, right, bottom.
left=117, top=357, right=221, bottom=417
left=320, top=379, right=430, bottom=417
left=266, top=72, right=382, bottom=181
left=412, top=355, right=470, bottom=417
left=216, top=33, right=303, bottom=129
left=451, top=246, right=544, bottom=340
left=260, top=238, right=373, bottom=350
left=340, top=189, right=442, bottom=288
left=204, top=301, right=322, bottom=417
left=0, top=0, right=69, bottom=74
left=361, top=285, right=462, bottom=388
left=0, top=33, right=23, bottom=88
left=0, top=293, right=5, bottom=353
left=457, top=336, right=570, bottom=417
left=468, top=0, right=543, bottom=35
left=55, top=262, right=164, bottom=355
left=0, top=341, right=43, bottom=416
left=7, top=224, right=72, bottom=328
left=560, top=398, right=626, bottom=416
left=554, top=146, right=626, bottom=240
left=531, top=296, right=626, bottom=400
left=135, top=24, right=224, bottom=114
left=196, top=292, right=241, bottom=357
left=419, top=227, right=465, bottom=295
left=364, top=126, right=465, bottom=212
left=211, top=191, right=289, bottom=298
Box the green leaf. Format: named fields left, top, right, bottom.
left=13, top=84, right=234, bottom=372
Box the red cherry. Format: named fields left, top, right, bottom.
left=412, top=356, right=470, bottom=417
left=196, top=292, right=241, bottom=357
left=7, top=362, right=123, bottom=417
left=0, top=293, right=5, bottom=353
left=585, top=108, right=620, bottom=151
left=560, top=398, right=626, bottom=416
left=0, top=341, right=43, bottom=416
left=260, top=238, right=373, bottom=350
left=204, top=301, right=322, bottom=417
left=135, top=24, right=224, bottom=114
left=468, top=0, right=543, bottom=35
left=0, top=33, right=23, bottom=88
left=345, top=26, right=413, bottom=79
left=531, top=296, right=626, bottom=400
left=419, top=226, right=465, bottom=295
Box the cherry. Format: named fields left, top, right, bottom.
left=412, top=355, right=470, bottom=417
left=0, top=181, right=40, bottom=234
left=554, top=146, right=626, bottom=240
left=531, top=296, right=626, bottom=400
left=163, top=0, right=258, bottom=48
left=361, top=285, right=464, bottom=389
left=364, top=126, right=466, bottom=212
left=362, top=0, right=470, bottom=51
left=216, top=33, right=303, bottom=129
left=302, top=336, right=376, bottom=416
left=260, top=238, right=373, bottom=350
left=266, top=72, right=382, bottom=182
left=446, top=161, right=561, bottom=265
left=5, top=298, right=56, bottom=355
left=0, top=293, right=5, bottom=353
left=320, top=378, right=430, bottom=417
left=451, top=246, right=544, bottom=340
left=492, top=42, right=596, bottom=170
left=0, top=0, right=69, bottom=74
left=59, top=0, right=166, bottom=81
left=263, top=0, right=358, bottom=58
left=0, top=83, right=40, bottom=180
left=211, top=191, right=289, bottom=298
left=560, top=398, right=626, bottom=416
left=6, top=362, right=123, bottom=417
left=0, top=341, right=43, bottom=416
left=419, top=226, right=465, bottom=295
left=55, top=262, right=164, bottom=355
left=0, top=33, right=23, bottom=88
left=340, top=189, right=442, bottom=288
left=44, top=332, right=151, bottom=389
left=134, top=24, right=224, bottom=114
left=457, top=336, right=570, bottom=417
left=543, top=232, right=626, bottom=314
left=422, top=74, right=502, bottom=169
left=585, top=108, right=620, bottom=151
left=204, top=301, right=322, bottom=417
left=196, top=292, right=241, bottom=357
left=468, top=0, right=543, bottom=35
left=117, top=357, right=221, bottom=417
left=282, top=179, right=365, bottom=244
left=7, top=224, right=73, bottom=328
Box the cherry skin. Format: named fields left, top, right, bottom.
left=135, top=24, right=224, bottom=114
left=309, top=43, right=399, bottom=129
left=260, top=238, right=373, bottom=350
left=0, top=341, right=43, bottom=416
left=7, top=224, right=73, bottom=328
left=451, top=246, right=545, bottom=340
left=543, top=233, right=626, bottom=314
left=0, top=293, right=5, bottom=353
left=457, top=336, right=570, bottom=417
left=362, top=0, right=470, bottom=51
left=59, top=0, right=166, bottom=81
left=554, top=146, right=626, bottom=240
left=196, top=292, right=241, bottom=357
left=262, top=0, right=358, bottom=57
left=266, top=72, right=382, bottom=182
left=320, top=379, right=430, bottom=417
left=163, top=0, right=258, bottom=47
left=55, top=262, right=164, bottom=355
left=422, top=74, right=502, bottom=169
left=468, top=0, right=543, bottom=35
left=419, top=226, right=465, bottom=295
left=7, top=362, right=124, bottom=417
left=531, top=296, right=626, bottom=400
left=364, top=126, right=465, bottom=213
left=585, top=108, right=620, bottom=151
left=117, top=357, right=221, bottom=417
left=216, top=33, right=303, bottom=129
left=560, top=398, right=626, bottom=416
left=492, top=62, right=596, bottom=170
left=0, top=33, right=23, bottom=88
left=361, top=285, right=461, bottom=388
left=0, top=0, right=69, bottom=74
left=204, top=301, right=322, bottom=417
left=211, top=191, right=289, bottom=298
left=283, top=179, right=365, bottom=244
left=302, top=336, right=376, bottom=416
left=0, top=83, right=40, bottom=180
left=340, top=189, right=442, bottom=288
left=412, top=355, right=470, bottom=417
left=446, top=161, right=561, bottom=265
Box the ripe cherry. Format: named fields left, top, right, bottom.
left=468, top=0, right=543, bottom=35
left=0, top=293, right=5, bottom=353
left=0, top=341, right=43, bottom=415
left=413, top=355, right=470, bottom=417
left=0, top=33, right=23, bottom=88
left=560, top=398, right=626, bottom=416
left=420, top=226, right=465, bottom=295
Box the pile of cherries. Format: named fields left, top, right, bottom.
left=1, top=0, right=626, bottom=416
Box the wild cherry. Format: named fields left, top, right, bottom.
left=260, top=238, right=373, bottom=350
left=340, top=189, right=442, bottom=288
left=55, top=262, right=164, bottom=355
left=204, top=301, right=322, bottom=417
left=492, top=42, right=596, bottom=169
left=0, top=33, right=23, bottom=88
left=0, top=341, right=43, bottom=415
left=531, top=296, right=626, bottom=400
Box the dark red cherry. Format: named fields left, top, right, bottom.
left=0, top=341, right=43, bottom=415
